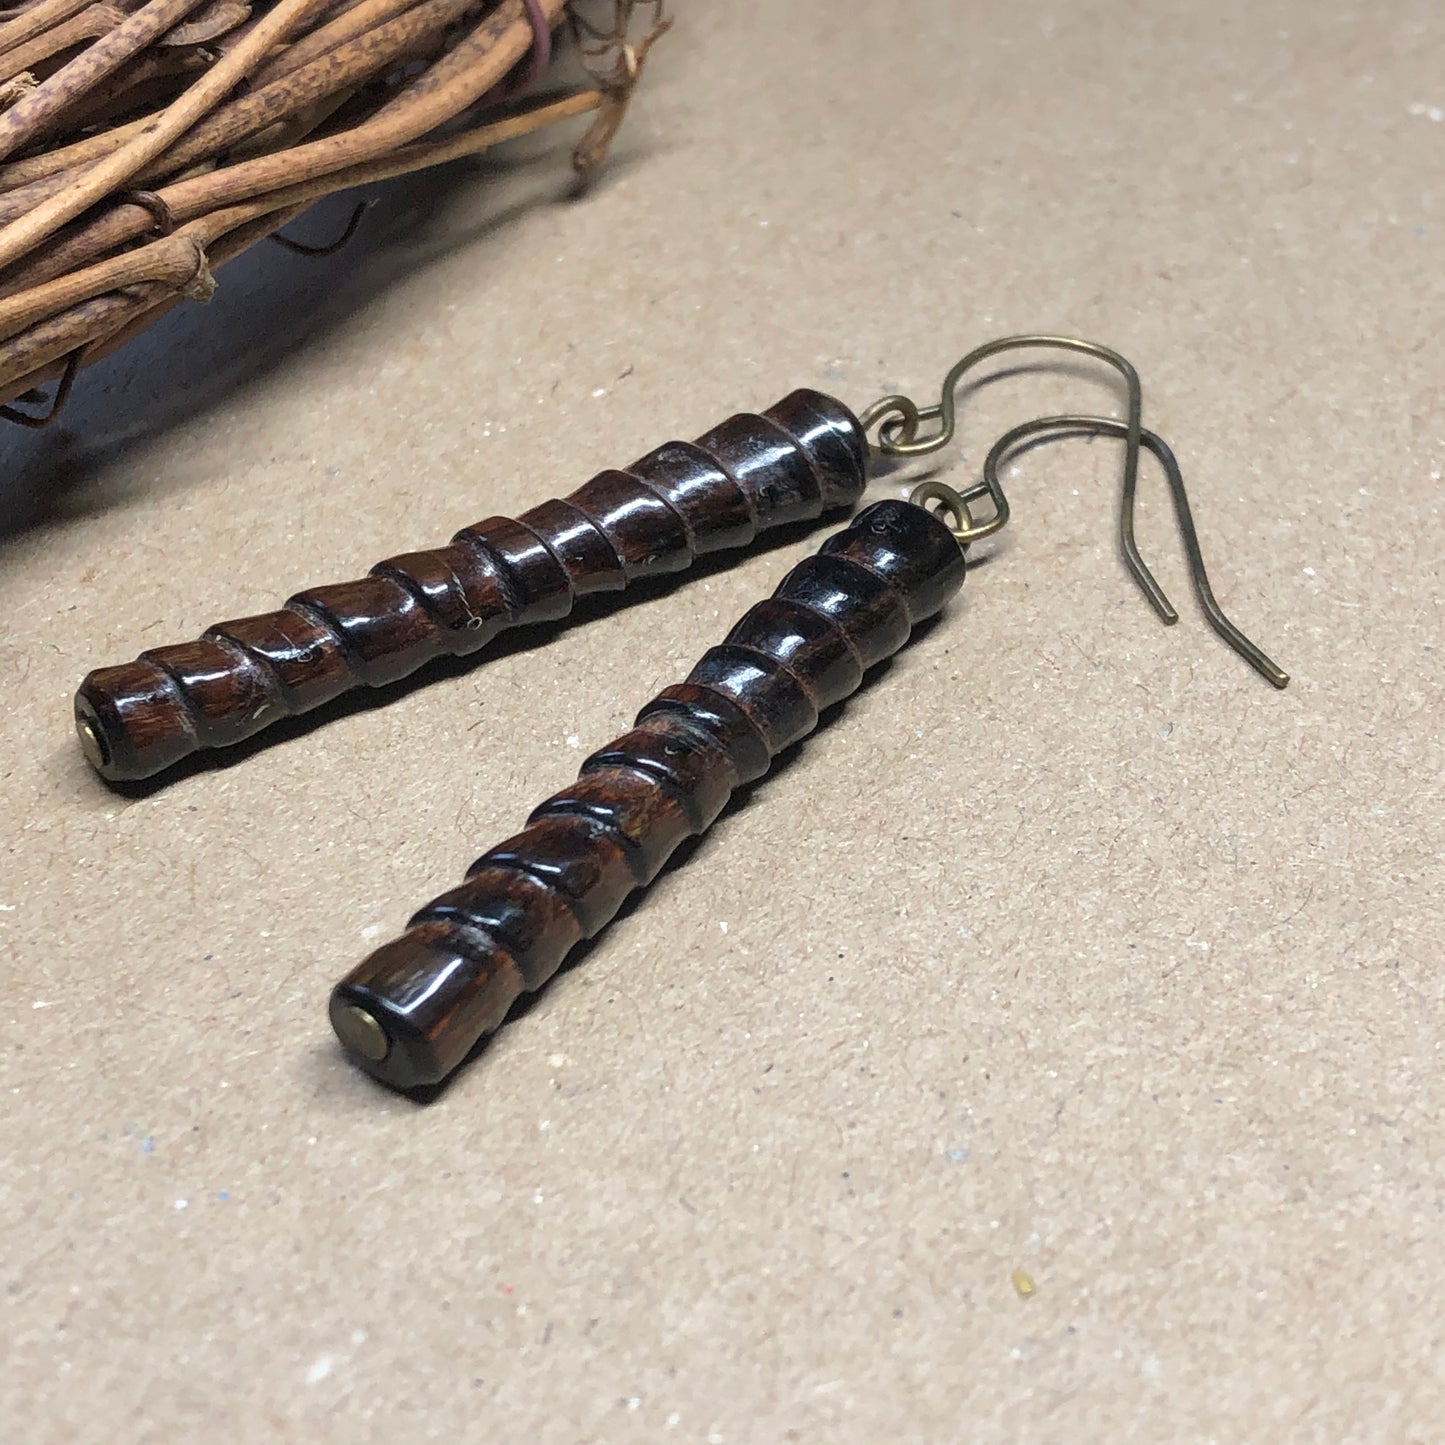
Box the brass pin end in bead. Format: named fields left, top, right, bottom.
left=907, top=480, right=984, bottom=547
left=331, top=1001, right=390, bottom=1063
left=75, top=714, right=109, bottom=771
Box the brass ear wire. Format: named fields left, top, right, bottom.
left=975, top=415, right=1288, bottom=688
left=859, top=335, right=1289, bottom=688
left=860, top=334, right=1169, bottom=616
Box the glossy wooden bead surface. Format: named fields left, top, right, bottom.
left=75, top=389, right=868, bottom=782
left=330, top=499, right=967, bottom=1090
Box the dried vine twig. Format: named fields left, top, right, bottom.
left=0, top=0, right=669, bottom=416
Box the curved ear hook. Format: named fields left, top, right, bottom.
left=969, top=415, right=1289, bottom=688
left=859, top=334, right=1172, bottom=621
left=859, top=336, right=1289, bottom=688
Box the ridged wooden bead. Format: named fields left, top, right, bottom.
left=75, top=389, right=868, bottom=782
left=330, top=499, right=966, bottom=1089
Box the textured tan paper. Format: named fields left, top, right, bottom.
left=2, top=2, right=1442, bottom=1440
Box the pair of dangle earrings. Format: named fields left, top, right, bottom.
left=75, top=334, right=1287, bottom=1091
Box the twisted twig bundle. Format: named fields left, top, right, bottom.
left=0, top=0, right=666, bottom=418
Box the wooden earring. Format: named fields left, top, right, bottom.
left=74, top=389, right=868, bottom=781
left=326, top=335, right=1289, bottom=1089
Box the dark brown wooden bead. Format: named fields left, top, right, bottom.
left=331, top=920, right=527, bottom=1088
left=583, top=717, right=739, bottom=833
left=693, top=413, right=823, bottom=529
left=373, top=540, right=514, bottom=647
left=134, top=638, right=271, bottom=748
left=638, top=683, right=773, bottom=785
left=772, top=552, right=911, bottom=668
left=452, top=516, right=573, bottom=625
left=415, top=865, right=584, bottom=991
left=624, top=441, right=755, bottom=555
left=479, top=814, right=637, bottom=936
left=74, top=660, right=190, bottom=778
left=561, top=469, right=692, bottom=580
left=819, top=498, right=968, bottom=623
left=723, top=597, right=864, bottom=712
left=765, top=388, right=870, bottom=509
left=330, top=499, right=966, bottom=1090
left=75, top=389, right=868, bottom=782
left=208, top=608, right=348, bottom=709
left=684, top=645, right=821, bottom=756
left=514, top=499, right=625, bottom=597
left=529, top=770, right=695, bottom=886
left=289, top=576, right=447, bottom=688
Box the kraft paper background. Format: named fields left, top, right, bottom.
left=2, top=2, right=1441, bottom=1440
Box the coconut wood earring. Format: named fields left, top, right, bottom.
left=323, top=334, right=1288, bottom=1089
left=73, top=388, right=869, bottom=782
